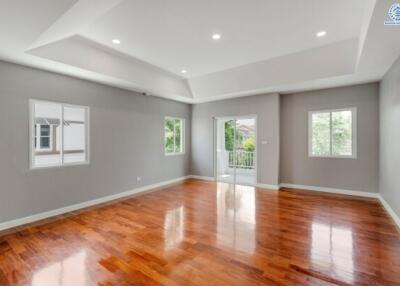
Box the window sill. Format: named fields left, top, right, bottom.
left=308, top=155, right=357, bottom=159
left=29, top=161, right=90, bottom=171
left=165, top=152, right=185, bottom=156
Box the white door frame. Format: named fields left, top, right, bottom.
left=213, top=115, right=258, bottom=186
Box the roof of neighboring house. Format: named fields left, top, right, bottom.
left=236, top=123, right=255, bottom=137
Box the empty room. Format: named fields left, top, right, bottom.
left=1, top=0, right=400, bottom=285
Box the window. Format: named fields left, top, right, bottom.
left=30, top=100, right=90, bottom=169
left=309, top=108, right=356, bottom=158
left=165, top=117, right=184, bottom=155
left=35, top=125, right=52, bottom=150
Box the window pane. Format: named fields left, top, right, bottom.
left=165, top=119, right=174, bottom=153
left=33, top=102, right=62, bottom=167
left=40, top=137, right=50, bottom=148
left=332, top=110, right=352, bottom=156
left=174, top=119, right=182, bottom=153
left=63, top=106, right=87, bottom=164
left=224, top=120, right=235, bottom=151
left=311, top=112, right=330, bottom=156
left=40, top=125, right=50, bottom=136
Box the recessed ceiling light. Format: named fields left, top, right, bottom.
left=212, top=33, right=221, bottom=40
left=112, top=39, right=121, bottom=44
left=316, top=31, right=327, bottom=37
left=181, top=70, right=187, bottom=74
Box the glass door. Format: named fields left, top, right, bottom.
left=216, top=118, right=236, bottom=184
left=215, top=116, right=256, bottom=186
left=235, top=117, right=256, bottom=186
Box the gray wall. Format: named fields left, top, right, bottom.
left=191, top=94, right=280, bottom=185
left=0, top=60, right=191, bottom=223
left=0, top=59, right=385, bottom=225
left=380, top=56, right=400, bottom=216
left=280, top=83, right=379, bottom=193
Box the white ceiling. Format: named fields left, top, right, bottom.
left=1, top=0, right=400, bottom=103
left=81, top=0, right=365, bottom=77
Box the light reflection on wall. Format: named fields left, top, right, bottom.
left=216, top=183, right=256, bottom=254
left=311, top=222, right=354, bottom=285
left=31, top=250, right=88, bottom=286
left=164, top=206, right=184, bottom=249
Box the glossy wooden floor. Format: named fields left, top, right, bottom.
left=0, top=180, right=399, bottom=286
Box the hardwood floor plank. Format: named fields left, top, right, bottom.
left=0, top=180, right=399, bottom=285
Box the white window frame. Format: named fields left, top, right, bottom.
left=164, top=116, right=185, bottom=156
left=29, top=99, right=90, bottom=169
left=308, top=107, right=357, bottom=159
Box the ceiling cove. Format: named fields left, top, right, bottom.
left=0, top=0, right=399, bottom=103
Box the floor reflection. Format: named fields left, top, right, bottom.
left=216, top=183, right=256, bottom=254
left=311, top=221, right=354, bottom=284
left=31, top=250, right=88, bottom=286
left=164, top=206, right=184, bottom=249
left=1, top=179, right=396, bottom=285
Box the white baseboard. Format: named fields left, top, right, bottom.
left=188, top=175, right=215, bottom=181
left=378, top=195, right=400, bottom=229
left=0, top=175, right=190, bottom=232
left=256, top=183, right=280, bottom=190
left=279, top=183, right=379, bottom=198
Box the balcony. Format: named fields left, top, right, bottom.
left=217, top=150, right=256, bottom=186
left=228, top=150, right=255, bottom=169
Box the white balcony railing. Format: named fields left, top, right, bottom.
left=228, top=150, right=255, bottom=169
